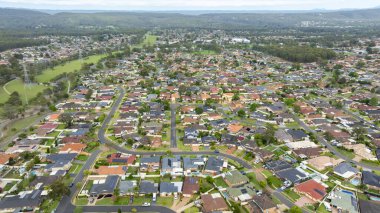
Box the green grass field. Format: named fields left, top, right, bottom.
left=0, top=79, right=47, bottom=104
left=36, top=54, right=106, bottom=83
left=133, top=35, right=157, bottom=48
left=0, top=33, right=155, bottom=106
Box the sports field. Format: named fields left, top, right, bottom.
left=36, top=54, right=106, bottom=83
left=0, top=79, right=47, bottom=104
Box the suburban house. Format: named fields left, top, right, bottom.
left=275, top=168, right=308, bottom=184
left=45, top=153, right=77, bottom=173
left=161, top=156, right=183, bottom=176
left=139, top=180, right=159, bottom=195
left=58, top=143, right=86, bottom=154
left=95, top=165, right=127, bottom=175
left=204, top=157, right=226, bottom=175
left=182, top=177, right=199, bottom=197
left=226, top=183, right=256, bottom=202
left=248, top=194, right=277, bottom=213
left=0, top=190, right=44, bottom=212
left=183, top=157, right=205, bottom=175
left=362, top=171, right=380, bottom=190
left=329, top=189, right=359, bottom=213
left=118, top=180, right=137, bottom=196
left=140, top=156, right=160, bottom=172
left=224, top=170, right=249, bottom=187
left=107, top=153, right=136, bottom=165
left=294, top=179, right=327, bottom=202
left=333, top=162, right=359, bottom=179
left=201, top=193, right=229, bottom=213
left=159, top=182, right=183, bottom=196
left=89, top=175, right=120, bottom=197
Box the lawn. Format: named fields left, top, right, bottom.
left=184, top=207, right=200, bottom=213
left=0, top=78, right=47, bottom=104
left=133, top=195, right=152, bottom=205
left=266, top=176, right=282, bottom=189
left=113, top=196, right=130, bottom=205
left=36, top=54, right=106, bottom=83
left=317, top=205, right=331, bottom=213
left=335, top=148, right=355, bottom=159
left=132, top=34, right=157, bottom=48
left=283, top=189, right=300, bottom=201
left=69, top=163, right=83, bottom=174
left=214, top=176, right=229, bottom=188
left=76, top=154, right=89, bottom=161
left=39, top=199, right=60, bottom=213
left=156, top=196, right=174, bottom=207
left=75, top=197, right=89, bottom=205
left=95, top=197, right=114, bottom=205
left=1, top=114, right=41, bottom=142
left=261, top=170, right=273, bottom=178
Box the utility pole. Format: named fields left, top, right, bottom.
left=22, top=63, right=31, bottom=105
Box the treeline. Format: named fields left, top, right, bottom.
left=252, top=45, right=336, bottom=63
left=0, top=37, right=49, bottom=52
left=0, top=57, right=22, bottom=84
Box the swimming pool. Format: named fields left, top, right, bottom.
left=369, top=196, right=380, bottom=201
left=342, top=190, right=354, bottom=196
left=350, top=178, right=360, bottom=186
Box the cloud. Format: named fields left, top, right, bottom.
left=0, top=0, right=378, bottom=10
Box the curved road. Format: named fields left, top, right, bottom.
left=98, top=87, right=253, bottom=169
left=289, top=109, right=380, bottom=172
left=57, top=86, right=297, bottom=212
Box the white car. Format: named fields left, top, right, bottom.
left=174, top=194, right=178, bottom=200
left=142, top=202, right=151, bottom=207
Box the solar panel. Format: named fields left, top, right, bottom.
left=314, top=189, right=325, bottom=196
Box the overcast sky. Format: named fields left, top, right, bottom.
left=0, top=0, right=379, bottom=10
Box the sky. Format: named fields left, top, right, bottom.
left=0, top=0, right=379, bottom=11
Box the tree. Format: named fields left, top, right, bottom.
left=369, top=97, right=378, bottom=106
left=85, top=89, right=93, bottom=100
left=289, top=206, right=302, bottom=213
left=356, top=60, right=365, bottom=69
left=206, top=176, right=214, bottom=184
left=353, top=127, right=367, bottom=142
left=232, top=93, right=240, bottom=101
left=195, top=107, right=204, bottom=115
left=259, top=181, right=267, bottom=188
left=249, top=103, right=259, bottom=112
left=237, top=109, right=246, bottom=118
left=262, top=123, right=277, bottom=145
left=48, top=178, right=70, bottom=198
left=59, top=112, right=74, bottom=127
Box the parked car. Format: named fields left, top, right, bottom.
left=152, top=193, right=157, bottom=202
left=142, top=202, right=151, bottom=207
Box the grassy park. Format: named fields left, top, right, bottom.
left=36, top=54, right=106, bottom=83
left=0, top=33, right=156, bottom=106
left=0, top=79, right=47, bottom=104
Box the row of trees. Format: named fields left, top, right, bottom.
left=252, top=45, right=336, bottom=63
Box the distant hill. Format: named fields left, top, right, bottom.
left=0, top=7, right=380, bottom=31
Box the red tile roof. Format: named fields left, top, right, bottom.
left=295, top=179, right=326, bottom=201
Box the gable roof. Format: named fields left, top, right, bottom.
left=362, top=171, right=380, bottom=188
